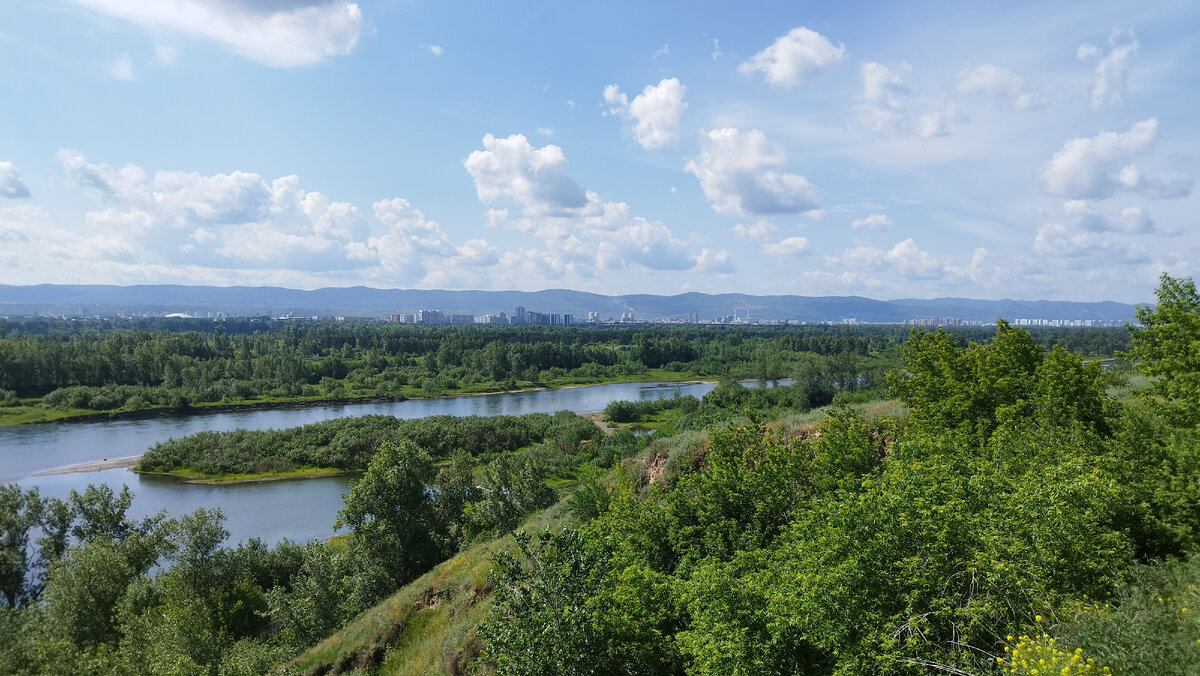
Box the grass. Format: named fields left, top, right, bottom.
left=0, top=404, right=95, bottom=425
left=133, top=466, right=362, bottom=484
left=1045, top=555, right=1200, bottom=675
left=293, top=498, right=579, bottom=676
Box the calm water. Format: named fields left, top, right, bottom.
left=3, top=380, right=743, bottom=544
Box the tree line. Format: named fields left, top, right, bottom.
left=0, top=319, right=1129, bottom=416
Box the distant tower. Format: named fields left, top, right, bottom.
left=515, top=306, right=526, bottom=324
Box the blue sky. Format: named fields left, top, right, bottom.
left=1, top=0, right=1196, bottom=302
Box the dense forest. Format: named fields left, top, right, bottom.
left=3, top=278, right=1190, bottom=674
left=0, top=318, right=1129, bottom=424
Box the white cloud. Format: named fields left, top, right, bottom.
left=1118, top=206, right=1156, bottom=234
left=731, top=220, right=778, bottom=241
left=536, top=127, right=554, bottom=137
left=738, top=27, right=844, bottom=88
left=1039, top=118, right=1193, bottom=200
left=602, top=78, right=688, bottom=150
left=0, top=162, right=31, bottom=199
left=1033, top=200, right=1156, bottom=265
left=859, top=61, right=961, bottom=138
left=711, top=38, right=722, bottom=61
left=1055, top=200, right=1161, bottom=236
left=69, top=0, right=364, bottom=67
left=886, top=239, right=943, bottom=279
left=685, top=128, right=820, bottom=216
left=55, top=150, right=378, bottom=270
left=834, top=238, right=947, bottom=282
left=109, top=54, right=134, bottom=80
left=420, top=43, right=443, bottom=56
left=851, top=213, right=890, bottom=230
left=463, top=134, right=588, bottom=215
left=761, top=236, right=810, bottom=257
left=601, top=84, right=627, bottom=115
left=651, top=44, right=668, bottom=59
left=466, top=133, right=700, bottom=275
left=693, top=248, right=735, bottom=274
left=858, top=61, right=910, bottom=134
left=956, top=64, right=1044, bottom=110
left=0, top=205, right=51, bottom=243
left=1078, top=28, right=1138, bottom=109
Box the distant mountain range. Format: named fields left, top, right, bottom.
left=0, top=284, right=1142, bottom=324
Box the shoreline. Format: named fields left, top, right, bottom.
left=4, top=374, right=718, bottom=427
left=35, top=455, right=142, bottom=476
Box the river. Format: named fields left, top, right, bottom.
left=3, top=380, right=750, bottom=545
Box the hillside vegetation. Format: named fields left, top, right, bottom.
left=3, top=276, right=1195, bottom=674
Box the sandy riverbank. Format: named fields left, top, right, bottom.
left=35, top=455, right=142, bottom=476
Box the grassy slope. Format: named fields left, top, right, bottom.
left=293, top=500, right=578, bottom=676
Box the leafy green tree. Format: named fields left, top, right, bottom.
left=477, top=529, right=614, bottom=675
left=432, top=449, right=482, bottom=551
left=1126, top=274, right=1200, bottom=427
left=0, top=485, right=45, bottom=608
left=337, top=439, right=441, bottom=586
left=40, top=536, right=137, bottom=647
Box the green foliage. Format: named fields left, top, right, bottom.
left=1046, top=554, right=1200, bottom=675
left=139, top=411, right=595, bottom=477
left=477, top=529, right=615, bottom=675
left=603, top=394, right=700, bottom=423
left=463, top=450, right=556, bottom=543
left=338, top=439, right=442, bottom=587
left=1127, top=274, right=1200, bottom=427
left=889, top=320, right=1110, bottom=442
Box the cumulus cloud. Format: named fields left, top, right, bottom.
left=466, top=133, right=702, bottom=275
left=685, top=128, right=820, bottom=216
left=68, top=0, right=364, bottom=67
left=836, top=239, right=946, bottom=281
left=859, top=62, right=961, bottom=138
left=463, top=134, right=588, bottom=215
left=956, top=64, right=1044, bottom=110
left=693, top=248, right=735, bottom=274
left=738, top=27, right=844, bottom=88
left=1078, top=28, right=1138, bottom=109
left=1056, top=200, right=1161, bottom=236
left=0, top=205, right=50, bottom=242
left=731, top=220, right=778, bottom=241
left=419, top=43, right=443, bottom=56
left=1033, top=200, right=1156, bottom=264
left=596, top=219, right=693, bottom=271
left=53, top=150, right=381, bottom=271
left=602, top=78, right=688, bottom=150
left=370, top=198, right=453, bottom=272
left=761, top=236, right=810, bottom=257
left=851, top=213, right=890, bottom=230
left=1039, top=119, right=1193, bottom=200
left=858, top=61, right=910, bottom=134
left=0, top=162, right=31, bottom=199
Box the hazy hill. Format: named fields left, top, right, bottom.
left=0, top=284, right=1141, bottom=323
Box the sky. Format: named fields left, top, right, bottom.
left=0, top=0, right=1197, bottom=303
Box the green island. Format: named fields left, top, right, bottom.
left=5, top=276, right=1200, bottom=675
